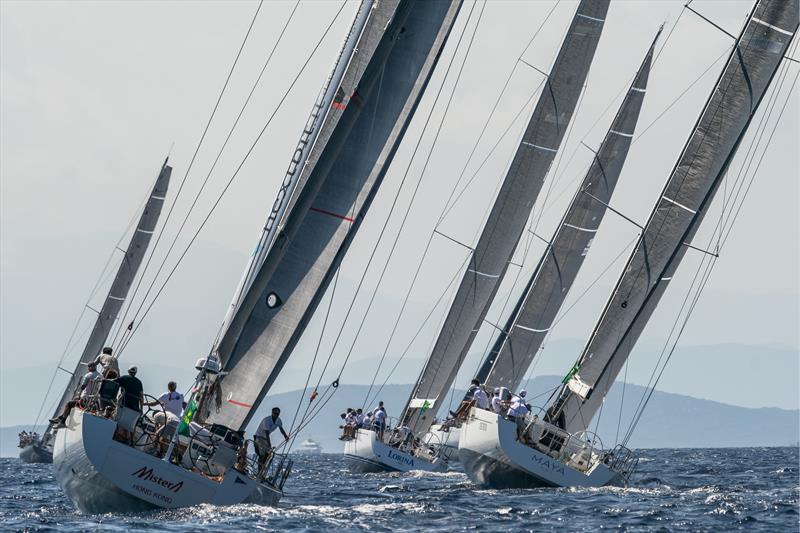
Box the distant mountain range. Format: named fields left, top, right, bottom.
left=4, top=342, right=795, bottom=431
left=3, top=376, right=797, bottom=458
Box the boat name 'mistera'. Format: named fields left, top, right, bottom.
left=131, top=466, right=184, bottom=493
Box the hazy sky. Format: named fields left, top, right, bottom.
left=1, top=0, right=798, bottom=427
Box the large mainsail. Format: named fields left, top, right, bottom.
left=52, top=160, right=172, bottom=420
left=476, top=28, right=661, bottom=393
left=550, top=0, right=798, bottom=435
left=205, top=0, right=463, bottom=431
left=400, top=0, right=609, bottom=434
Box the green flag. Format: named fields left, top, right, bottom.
left=562, top=362, right=580, bottom=384
left=420, top=400, right=431, bottom=414
left=177, top=399, right=197, bottom=436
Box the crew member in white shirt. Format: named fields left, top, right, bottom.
left=473, top=385, right=490, bottom=410
left=79, top=361, right=103, bottom=400
left=93, top=346, right=120, bottom=378
left=506, top=390, right=528, bottom=421
left=490, top=388, right=503, bottom=414
left=146, top=381, right=186, bottom=417
left=50, top=361, right=102, bottom=425
left=372, top=401, right=387, bottom=437
left=254, top=407, right=289, bottom=474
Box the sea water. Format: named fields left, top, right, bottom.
left=2, top=447, right=797, bottom=532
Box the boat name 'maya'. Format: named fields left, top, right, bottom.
left=132, top=466, right=184, bottom=493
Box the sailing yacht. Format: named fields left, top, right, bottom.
left=20, top=160, right=172, bottom=465
left=345, top=0, right=610, bottom=473
left=53, top=0, right=461, bottom=513
left=458, top=0, right=798, bottom=489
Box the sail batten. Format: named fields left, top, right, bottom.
left=400, top=0, right=610, bottom=435
left=51, top=160, right=172, bottom=421
left=205, top=0, right=463, bottom=431
left=475, top=27, right=661, bottom=394
left=550, top=0, right=798, bottom=435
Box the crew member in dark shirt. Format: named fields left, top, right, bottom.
left=115, top=366, right=144, bottom=412
left=114, top=366, right=144, bottom=445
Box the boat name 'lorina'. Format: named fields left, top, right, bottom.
left=387, top=449, right=414, bottom=467
left=131, top=466, right=185, bottom=493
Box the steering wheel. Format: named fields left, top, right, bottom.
left=187, top=428, right=223, bottom=477
left=134, top=394, right=166, bottom=449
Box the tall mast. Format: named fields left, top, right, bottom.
left=51, top=160, right=172, bottom=422
left=203, top=0, right=463, bottom=431
left=476, top=27, right=662, bottom=393
left=550, top=0, right=798, bottom=434
left=400, top=0, right=610, bottom=435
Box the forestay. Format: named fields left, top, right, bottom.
left=477, top=28, right=661, bottom=393
left=550, top=0, right=798, bottom=434
left=52, top=160, right=172, bottom=420
left=205, top=0, right=463, bottom=431
left=401, top=0, right=609, bottom=435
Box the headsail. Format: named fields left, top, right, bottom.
left=51, top=159, right=172, bottom=420
left=549, top=0, right=798, bottom=434
left=205, top=0, right=463, bottom=431
left=400, top=0, right=609, bottom=434
left=476, top=27, right=661, bottom=393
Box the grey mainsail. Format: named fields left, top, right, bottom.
left=476, top=27, right=661, bottom=393
left=204, top=0, right=463, bottom=431
left=549, top=0, right=798, bottom=435
left=400, top=0, right=609, bottom=434
left=52, top=159, right=172, bottom=420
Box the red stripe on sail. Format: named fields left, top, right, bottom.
left=227, top=398, right=253, bottom=408
left=310, top=206, right=355, bottom=223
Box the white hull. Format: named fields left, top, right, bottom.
left=19, top=441, right=53, bottom=464
left=423, top=424, right=460, bottom=462
left=53, top=409, right=283, bottom=513
left=459, top=408, right=625, bottom=488
left=343, top=429, right=447, bottom=473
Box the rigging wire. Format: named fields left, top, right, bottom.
left=461, top=8, right=691, bottom=389
left=114, top=0, right=299, bottom=350
left=112, top=0, right=265, bottom=352
left=579, top=9, right=769, bottom=435
left=284, top=1, right=485, bottom=436
left=116, top=1, right=351, bottom=355
left=328, top=1, right=487, bottom=386
left=621, top=53, right=799, bottom=447
left=360, top=3, right=570, bottom=406
left=30, top=177, right=157, bottom=430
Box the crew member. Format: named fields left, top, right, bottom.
left=473, top=384, right=490, bottom=410
left=114, top=366, right=144, bottom=445
left=372, top=401, right=387, bottom=437
left=254, top=407, right=289, bottom=476
left=50, top=361, right=102, bottom=425
left=490, top=388, right=503, bottom=414
left=93, top=346, right=120, bottom=378
left=453, top=379, right=483, bottom=418
left=146, top=381, right=186, bottom=417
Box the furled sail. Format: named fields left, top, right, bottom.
left=52, top=159, right=172, bottom=420
left=400, top=0, right=609, bottom=434
left=205, top=0, right=463, bottom=431
left=476, top=27, right=661, bottom=393
left=549, top=0, right=798, bottom=435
